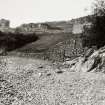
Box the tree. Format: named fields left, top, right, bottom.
left=82, top=0, right=105, bottom=49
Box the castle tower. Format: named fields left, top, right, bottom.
left=0, top=19, right=10, bottom=28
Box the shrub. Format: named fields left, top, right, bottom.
left=0, top=31, right=38, bottom=52
left=82, top=0, right=105, bottom=49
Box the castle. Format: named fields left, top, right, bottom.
left=0, top=17, right=91, bottom=61
left=0, top=19, right=15, bottom=33
left=0, top=19, right=10, bottom=28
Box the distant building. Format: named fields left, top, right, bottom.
left=71, top=16, right=92, bottom=34
left=0, top=19, right=10, bottom=28
left=0, top=19, right=12, bottom=32
left=38, top=23, right=48, bottom=30
left=16, top=23, right=63, bottom=34
left=72, top=21, right=91, bottom=34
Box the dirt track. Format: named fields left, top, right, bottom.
left=0, top=56, right=105, bottom=105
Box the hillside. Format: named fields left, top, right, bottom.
left=14, top=33, right=72, bottom=53
left=8, top=33, right=85, bottom=62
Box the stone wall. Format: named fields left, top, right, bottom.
left=29, top=36, right=84, bottom=62
left=43, top=37, right=84, bottom=62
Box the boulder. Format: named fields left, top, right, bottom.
left=64, top=46, right=105, bottom=73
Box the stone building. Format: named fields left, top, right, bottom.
left=0, top=19, right=12, bottom=32
left=16, top=23, right=63, bottom=34
left=39, top=37, right=84, bottom=62
left=72, top=22, right=91, bottom=34
left=0, top=19, right=10, bottom=28
left=71, top=16, right=92, bottom=34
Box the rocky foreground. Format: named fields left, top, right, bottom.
left=1, top=47, right=105, bottom=105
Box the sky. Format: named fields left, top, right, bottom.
left=0, top=0, right=94, bottom=27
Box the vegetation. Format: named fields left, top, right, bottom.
left=82, top=0, right=105, bottom=49
left=0, top=31, right=38, bottom=52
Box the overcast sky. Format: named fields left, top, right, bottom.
left=0, top=0, right=94, bottom=27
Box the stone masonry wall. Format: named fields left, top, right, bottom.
left=39, top=37, right=84, bottom=62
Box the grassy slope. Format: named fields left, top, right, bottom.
left=11, top=32, right=73, bottom=53
left=0, top=31, right=38, bottom=52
